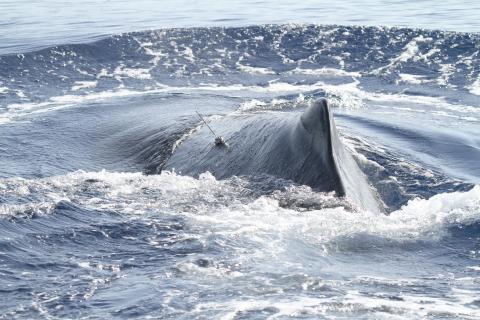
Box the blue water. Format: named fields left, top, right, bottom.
left=1, top=1, right=480, bottom=319
left=2, top=0, right=480, bottom=54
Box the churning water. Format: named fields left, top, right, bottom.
left=0, top=1, right=479, bottom=319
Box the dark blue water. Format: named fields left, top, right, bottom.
left=1, top=1, right=480, bottom=319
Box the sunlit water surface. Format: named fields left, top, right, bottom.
left=0, top=1, right=480, bottom=319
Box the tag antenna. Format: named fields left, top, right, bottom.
left=196, top=111, right=217, bottom=138
left=195, top=111, right=227, bottom=147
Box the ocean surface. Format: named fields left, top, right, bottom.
left=1, top=1, right=480, bottom=319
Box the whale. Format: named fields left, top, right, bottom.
left=162, top=99, right=383, bottom=213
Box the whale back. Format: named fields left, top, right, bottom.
left=163, top=99, right=382, bottom=213
left=299, top=99, right=383, bottom=213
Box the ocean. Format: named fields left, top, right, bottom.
left=0, top=1, right=479, bottom=319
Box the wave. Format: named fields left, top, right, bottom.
left=1, top=170, right=478, bottom=244
left=1, top=24, right=479, bottom=111
left=2, top=169, right=478, bottom=319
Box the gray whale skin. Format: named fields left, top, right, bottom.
left=164, top=99, right=383, bottom=213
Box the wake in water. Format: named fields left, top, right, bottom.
left=1, top=170, right=479, bottom=318
left=0, top=25, right=479, bottom=319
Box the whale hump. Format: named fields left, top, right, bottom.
left=163, top=99, right=383, bottom=213
left=300, top=98, right=331, bottom=134
left=296, top=99, right=383, bottom=213
left=290, top=98, right=345, bottom=195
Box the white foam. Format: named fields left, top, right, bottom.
left=181, top=47, right=195, bottom=63
left=236, top=63, right=275, bottom=75
left=2, top=171, right=479, bottom=318
left=390, top=185, right=480, bottom=229
left=15, top=90, right=26, bottom=98
left=417, top=47, right=441, bottom=61
left=75, top=68, right=93, bottom=77
left=399, top=36, right=431, bottom=62
left=160, top=81, right=329, bottom=94
left=468, top=76, right=480, bottom=96
left=78, top=261, right=91, bottom=268
left=339, top=289, right=479, bottom=318
left=71, top=81, right=98, bottom=91
left=437, top=63, right=455, bottom=86
left=0, top=116, right=11, bottom=124
left=373, top=36, right=432, bottom=75
left=289, top=67, right=361, bottom=78
left=0, top=202, right=57, bottom=216
left=466, top=266, right=480, bottom=271
left=141, top=43, right=168, bottom=65
left=196, top=284, right=480, bottom=319
left=3, top=76, right=478, bottom=127
left=238, top=99, right=267, bottom=111
left=2, top=170, right=479, bottom=248
left=318, top=79, right=365, bottom=109
left=325, top=83, right=480, bottom=116
left=1, top=88, right=164, bottom=124
left=238, top=96, right=306, bottom=112
left=366, top=92, right=480, bottom=115
left=113, top=66, right=151, bottom=80
left=398, top=73, right=430, bottom=84
left=96, top=68, right=110, bottom=79
left=202, top=297, right=334, bottom=320
left=176, top=261, right=243, bottom=278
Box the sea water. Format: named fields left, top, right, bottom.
left=0, top=1, right=479, bottom=319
